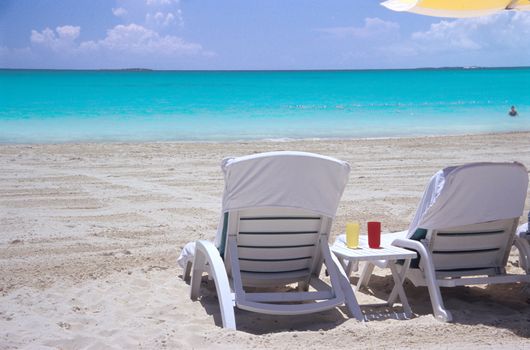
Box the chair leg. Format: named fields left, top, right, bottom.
left=418, top=256, right=452, bottom=322
left=298, top=281, right=310, bottom=291
left=183, top=261, right=192, bottom=284
left=424, top=277, right=452, bottom=322
left=392, top=238, right=452, bottom=322
left=190, top=250, right=205, bottom=301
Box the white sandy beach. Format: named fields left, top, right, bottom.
left=1, top=132, right=530, bottom=349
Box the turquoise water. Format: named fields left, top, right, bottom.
left=1, top=68, right=529, bottom=143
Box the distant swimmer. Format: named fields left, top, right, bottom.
left=509, top=106, right=518, bottom=117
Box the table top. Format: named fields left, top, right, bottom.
left=331, top=242, right=417, bottom=261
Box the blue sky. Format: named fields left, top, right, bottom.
left=0, top=0, right=529, bottom=70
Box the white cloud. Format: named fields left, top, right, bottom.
left=410, top=12, right=530, bottom=53
left=319, top=12, right=530, bottom=68
left=56, top=25, right=81, bottom=40
left=30, top=28, right=54, bottom=44
left=8, top=0, right=207, bottom=68
left=146, top=0, right=176, bottom=5
left=79, top=24, right=203, bottom=56
left=24, top=22, right=208, bottom=68
left=112, top=7, right=128, bottom=17
left=146, top=11, right=177, bottom=26
left=319, top=18, right=400, bottom=40
left=370, top=12, right=530, bottom=68
left=174, top=8, right=183, bottom=26
left=116, top=0, right=183, bottom=27
left=30, top=25, right=80, bottom=51
left=412, top=20, right=483, bottom=51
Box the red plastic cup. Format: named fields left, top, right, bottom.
left=368, top=221, right=381, bottom=248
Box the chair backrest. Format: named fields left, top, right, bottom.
left=409, top=162, right=528, bottom=277
left=408, top=162, right=528, bottom=236
left=225, top=207, right=330, bottom=286
left=427, top=218, right=519, bottom=277
left=213, top=151, right=351, bottom=286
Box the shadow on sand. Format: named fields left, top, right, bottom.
left=352, top=273, right=530, bottom=338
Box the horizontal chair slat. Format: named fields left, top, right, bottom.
left=238, top=245, right=315, bottom=260
left=237, top=234, right=318, bottom=247
left=436, top=267, right=496, bottom=273
left=241, top=268, right=310, bottom=275
left=245, top=291, right=334, bottom=303
left=239, top=220, right=321, bottom=233
left=239, top=259, right=311, bottom=273
left=239, top=231, right=318, bottom=235
left=437, top=230, right=505, bottom=236
left=238, top=244, right=315, bottom=249
left=433, top=233, right=509, bottom=251
left=239, top=269, right=313, bottom=287
left=240, top=216, right=320, bottom=220
left=437, top=274, right=530, bottom=287
left=433, top=248, right=499, bottom=254
left=432, top=250, right=503, bottom=270
left=240, top=256, right=311, bottom=262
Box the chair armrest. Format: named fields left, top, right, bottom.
left=191, top=240, right=229, bottom=300
left=191, top=239, right=236, bottom=329
left=392, top=238, right=431, bottom=271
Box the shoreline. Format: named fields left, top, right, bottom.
left=1, top=131, right=530, bottom=348
left=2, top=129, right=530, bottom=147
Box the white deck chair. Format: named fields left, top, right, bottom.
left=336, top=162, right=530, bottom=322
left=178, top=151, right=362, bottom=329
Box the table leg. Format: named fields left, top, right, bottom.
left=356, top=262, right=374, bottom=290
left=346, top=260, right=356, bottom=276
left=388, top=258, right=410, bottom=304
left=388, top=259, right=412, bottom=317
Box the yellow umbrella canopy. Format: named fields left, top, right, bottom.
left=381, top=0, right=530, bottom=18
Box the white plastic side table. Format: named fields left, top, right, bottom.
left=331, top=242, right=417, bottom=317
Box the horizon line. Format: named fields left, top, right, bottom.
left=1, top=65, right=530, bottom=73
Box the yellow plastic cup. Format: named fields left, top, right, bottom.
left=346, top=222, right=360, bottom=249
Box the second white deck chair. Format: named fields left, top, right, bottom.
left=178, top=151, right=362, bottom=329
left=338, top=162, right=530, bottom=322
